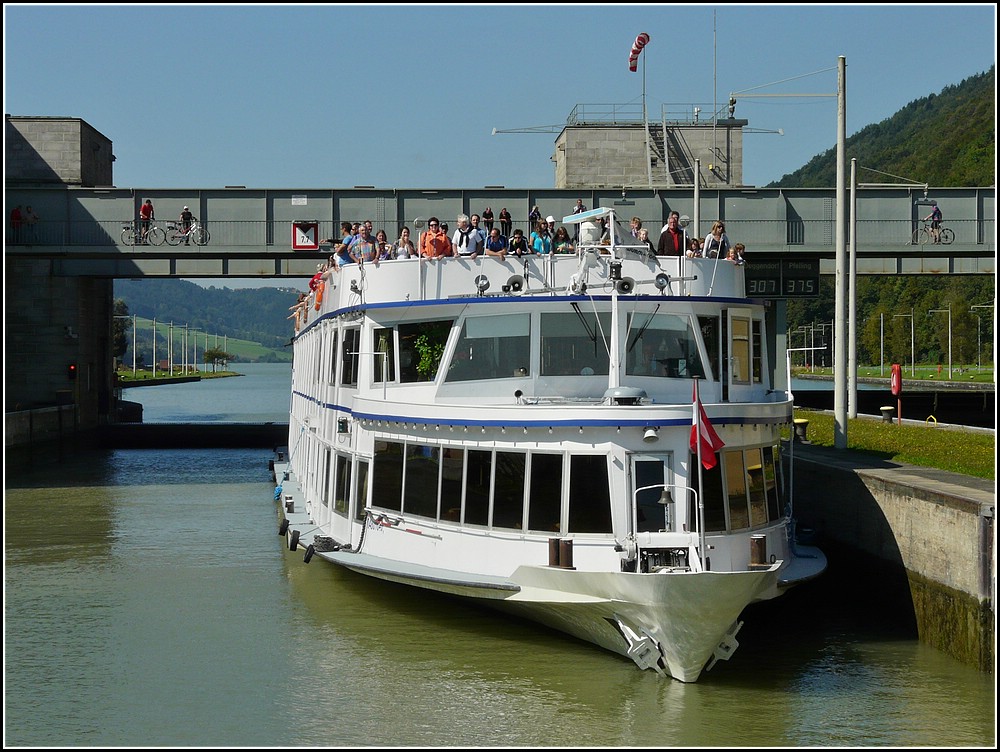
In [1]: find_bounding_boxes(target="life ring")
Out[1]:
[303,544,315,564]
[314,281,325,310]
[289,529,300,551]
[278,518,289,536]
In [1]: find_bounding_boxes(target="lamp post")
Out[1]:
[928,305,952,381]
[970,302,995,373]
[893,308,915,378]
[151,317,157,377]
[189,327,202,373]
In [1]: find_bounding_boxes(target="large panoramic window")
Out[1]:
[528,453,563,532]
[625,311,706,378]
[568,455,612,533]
[492,452,526,529]
[464,449,492,526]
[403,444,439,519]
[445,314,531,382]
[371,440,403,512]
[398,320,454,383]
[540,310,611,376]
[334,453,351,517]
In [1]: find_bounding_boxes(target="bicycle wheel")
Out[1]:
[192,227,210,246]
[147,226,166,245]
[939,228,955,244]
[911,227,928,246]
[121,227,137,245]
[165,228,183,246]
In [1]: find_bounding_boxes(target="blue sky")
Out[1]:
[5,4,996,191]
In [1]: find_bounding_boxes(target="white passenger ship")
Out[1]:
[273,207,826,682]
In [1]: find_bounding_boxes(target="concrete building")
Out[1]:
[5,115,115,187]
[547,103,747,189]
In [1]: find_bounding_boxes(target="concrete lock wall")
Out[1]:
[791,452,995,672]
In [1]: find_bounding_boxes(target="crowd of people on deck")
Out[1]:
[314,203,746,268]
[289,203,747,330]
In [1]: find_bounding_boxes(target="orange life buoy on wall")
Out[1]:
[314,280,325,310]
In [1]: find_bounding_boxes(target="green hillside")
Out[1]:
[114,279,299,362]
[769,67,995,188]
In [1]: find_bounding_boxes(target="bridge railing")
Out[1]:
[5,218,994,253]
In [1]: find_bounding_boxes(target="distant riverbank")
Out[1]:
[117,371,242,388]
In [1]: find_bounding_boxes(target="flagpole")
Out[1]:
[693,378,706,570]
[643,52,652,188]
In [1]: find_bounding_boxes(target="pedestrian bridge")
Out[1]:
[6,185,994,279]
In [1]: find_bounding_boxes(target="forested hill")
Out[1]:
[115,278,299,351]
[768,67,995,188]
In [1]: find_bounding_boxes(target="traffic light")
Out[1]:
[67,363,77,381]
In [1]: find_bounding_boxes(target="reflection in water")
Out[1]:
[4,378,995,746]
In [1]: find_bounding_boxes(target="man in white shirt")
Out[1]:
[453,214,483,258]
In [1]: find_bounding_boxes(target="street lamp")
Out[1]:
[971,302,995,373]
[928,305,952,381]
[893,308,915,378]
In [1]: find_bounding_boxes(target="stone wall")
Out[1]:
[790,449,995,672]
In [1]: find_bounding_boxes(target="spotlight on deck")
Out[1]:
[475,274,490,294]
[654,273,670,291]
[643,426,660,443]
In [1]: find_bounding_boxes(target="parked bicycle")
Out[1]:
[165,218,210,246]
[121,220,166,245]
[911,222,954,245]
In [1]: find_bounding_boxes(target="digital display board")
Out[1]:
[745,259,820,298]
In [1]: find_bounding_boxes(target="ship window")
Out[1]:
[398,320,454,383]
[464,450,492,526]
[492,452,526,529]
[634,457,668,533]
[730,317,750,384]
[355,459,369,521]
[321,448,332,507]
[692,460,726,532]
[540,311,611,376]
[328,331,338,386]
[439,448,464,522]
[568,455,612,533]
[341,328,361,386]
[403,444,439,519]
[445,314,531,382]
[373,327,395,383]
[334,452,351,517]
[626,312,706,379]
[764,444,782,521]
[746,447,768,527]
[723,449,750,530]
[752,319,763,384]
[698,316,720,381]
[528,453,563,532]
[371,440,404,512]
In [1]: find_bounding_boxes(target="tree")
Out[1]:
[112,298,130,364]
[202,347,232,372]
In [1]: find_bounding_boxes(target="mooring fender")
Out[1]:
[279,518,289,536]
[304,544,315,564]
[289,529,300,551]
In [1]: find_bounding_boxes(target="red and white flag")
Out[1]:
[628,32,650,72]
[690,382,725,469]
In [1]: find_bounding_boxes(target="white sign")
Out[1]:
[292,221,319,250]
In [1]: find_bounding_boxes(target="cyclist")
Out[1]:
[180,206,194,245]
[139,199,155,243]
[923,201,943,244]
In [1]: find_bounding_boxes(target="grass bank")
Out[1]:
[789,409,995,480]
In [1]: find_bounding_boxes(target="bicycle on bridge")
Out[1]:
[121,220,166,246]
[163,218,210,246]
[911,222,954,246]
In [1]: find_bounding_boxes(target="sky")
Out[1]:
[4,3,996,191]
[4,4,996,289]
